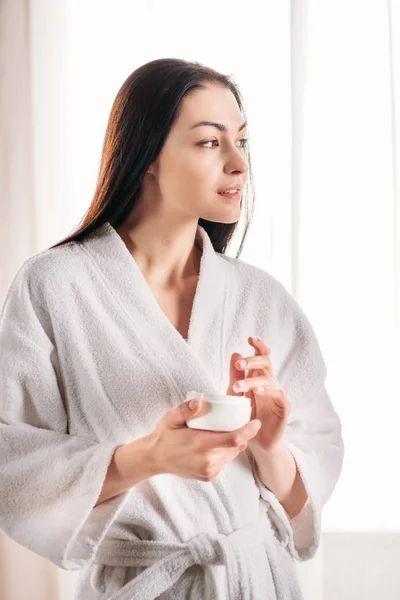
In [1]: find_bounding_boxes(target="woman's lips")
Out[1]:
[217,191,241,200]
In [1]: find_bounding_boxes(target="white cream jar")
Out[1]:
[184,390,252,432]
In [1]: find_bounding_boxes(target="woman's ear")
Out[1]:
[146,156,159,177]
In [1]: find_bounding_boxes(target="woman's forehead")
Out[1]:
[177,87,245,133]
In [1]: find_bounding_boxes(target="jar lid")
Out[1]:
[185,390,251,407]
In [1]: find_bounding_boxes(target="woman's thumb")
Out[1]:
[168,398,202,428]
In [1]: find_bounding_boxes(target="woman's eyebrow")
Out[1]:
[189,120,247,132]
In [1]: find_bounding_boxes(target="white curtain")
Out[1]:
[1,1,399,599]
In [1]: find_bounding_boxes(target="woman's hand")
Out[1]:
[149,398,261,481]
[226,336,291,452]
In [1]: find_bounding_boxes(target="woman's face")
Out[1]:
[146,83,249,225]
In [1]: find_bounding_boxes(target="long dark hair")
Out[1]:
[49,58,255,257]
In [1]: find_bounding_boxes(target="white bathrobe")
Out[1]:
[0,222,344,600]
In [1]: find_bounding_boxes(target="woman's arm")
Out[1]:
[248,441,308,519]
[95,434,160,506]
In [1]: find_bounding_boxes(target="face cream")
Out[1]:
[184,390,252,432]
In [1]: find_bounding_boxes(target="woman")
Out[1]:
[0,58,344,599]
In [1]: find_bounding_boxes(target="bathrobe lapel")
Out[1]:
[81,221,229,400]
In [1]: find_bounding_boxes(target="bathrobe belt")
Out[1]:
[92,516,274,600]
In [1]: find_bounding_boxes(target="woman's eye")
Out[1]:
[199,139,248,149]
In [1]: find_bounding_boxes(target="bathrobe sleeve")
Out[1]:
[248,279,344,562]
[0,264,132,570]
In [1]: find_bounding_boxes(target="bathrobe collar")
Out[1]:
[79,221,229,395]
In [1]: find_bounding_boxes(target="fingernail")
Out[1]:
[233,384,248,392]
[189,400,197,410]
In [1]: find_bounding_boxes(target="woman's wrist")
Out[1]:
[95,434,161,506]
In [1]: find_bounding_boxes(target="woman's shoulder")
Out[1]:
[219,253,317,333]
[2,240,83,308]
[218,252,289,299]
